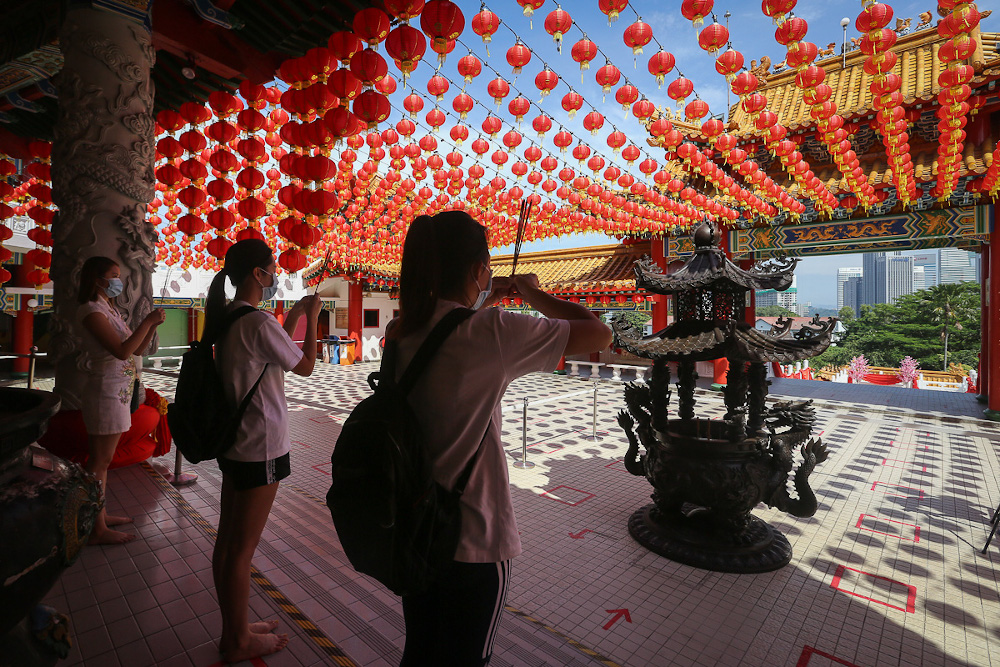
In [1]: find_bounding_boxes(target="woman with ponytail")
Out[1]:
[205,239,321,662]
[389,211,612,666]
[76,255,165,544]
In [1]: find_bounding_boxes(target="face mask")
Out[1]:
[104,277,123,298]
[257,270,278,301]
[472,267,492,310]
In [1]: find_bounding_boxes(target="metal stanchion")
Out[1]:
[582,381,603,442]
[512,397,534,469]
[27,346,38,390]
[161,449,198,486]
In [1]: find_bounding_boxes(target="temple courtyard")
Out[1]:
[31,363,1000,667]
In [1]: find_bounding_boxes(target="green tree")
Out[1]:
[838,306,855,324]
[756,305,797,317]
[919,282,980,370]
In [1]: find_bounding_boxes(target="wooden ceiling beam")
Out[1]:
[151,0,282,84]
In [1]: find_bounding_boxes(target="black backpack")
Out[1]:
[326,308,487,596]
[167,306,268,464]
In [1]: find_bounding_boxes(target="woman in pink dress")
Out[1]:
[76,256,165,544]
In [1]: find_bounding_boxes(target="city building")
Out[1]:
[939,247,980,285]
[886,254,915,304]
[913,266,926,291]
[909,251,939,289]
[844,276,863,316]
[756,276,797,311]
[836,267,862,310]
[861,251,914,306]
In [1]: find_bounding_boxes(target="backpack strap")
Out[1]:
[216,304,268,417]
[394,308,475,396]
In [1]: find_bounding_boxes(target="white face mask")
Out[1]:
[257,269,278,301]
[472,266,492,310]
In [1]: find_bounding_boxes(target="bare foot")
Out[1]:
[106,515,134,527]
[222,632,289,663]
[249,620,279,634]
[88,528,136,545]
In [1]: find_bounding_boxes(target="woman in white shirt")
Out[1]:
[76,256,165,545]
[389,211,612,666]
[202,238,320,663]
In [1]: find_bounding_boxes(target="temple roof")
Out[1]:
[727,25,1000,135]
[492,241,651,294]
[611,317,836,363]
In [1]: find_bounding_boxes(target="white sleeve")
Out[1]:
[249,314,305,371]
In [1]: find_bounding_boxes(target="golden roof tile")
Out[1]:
[727,28,1000,134]
[492,241,651,293]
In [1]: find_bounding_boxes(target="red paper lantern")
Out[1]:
[595,63,621,94]
[544,7,572,51]
[667,76,694,102]
[624,19,653,55]
[561,91,583,117]
[353,8,391,47]
[487,78,510,104]
[775,17,808,46]
[452,92,474,119]
[506,40,532,74]
[327,32,364,61]
[471,8,500,45]
[457,53,482,83]
[715,48,743,76]
[571,38,598,73]
[532,114,553,136]
[508,96,530,122]
[647,51,676,88]
[427,73,450,100]
[420,0,465,50]
[583,111,605,134]
[481,115,502,137]
[680,0,713,26]
[350,48,387,85]
[599,0,628,24]
[385,25,426,75]
[534,67,559,98]
[516,0,545,18]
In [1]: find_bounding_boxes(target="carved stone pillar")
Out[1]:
[49,4,156,408]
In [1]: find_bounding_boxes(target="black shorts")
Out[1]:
[218,453,290,491]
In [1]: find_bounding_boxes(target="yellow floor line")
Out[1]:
[284,481,620,666]
[140,462,358,667]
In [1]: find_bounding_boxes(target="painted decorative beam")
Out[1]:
[665,206,992,261]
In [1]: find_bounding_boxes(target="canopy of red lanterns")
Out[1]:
[1,0,995,286]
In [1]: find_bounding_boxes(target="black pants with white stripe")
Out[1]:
[400,560,511,667]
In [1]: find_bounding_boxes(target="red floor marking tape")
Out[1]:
[855,514,921,542]
[881,458,927,472]
[795,645,860,667]
[830,564,916,613]
[540,485,596,506]
[871,481,924,498]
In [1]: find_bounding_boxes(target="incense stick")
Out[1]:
[313,246,334,296]
[510,198,532,277]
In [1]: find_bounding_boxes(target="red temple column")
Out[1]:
[650,237,669,332]
[980,242,990,402]
[11,259,35,374]
[348,280,363,363]
[987,206,1000,419]
[12,303,34,375]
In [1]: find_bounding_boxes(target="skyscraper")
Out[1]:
[862,251,914,305]
[837,267,862,310]
[844,276,863,316]
[886,254,914,304]
[909,251,939,289]
[939,247,979,285]
[862,252,889,306]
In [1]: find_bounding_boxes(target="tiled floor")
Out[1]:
[31,363,1000,666]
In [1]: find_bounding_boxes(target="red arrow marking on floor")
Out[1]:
[603,608,631,630]
[569,529,592,539]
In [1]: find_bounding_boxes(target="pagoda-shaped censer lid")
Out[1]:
[634,222,798,295]
[612,222,838,363]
